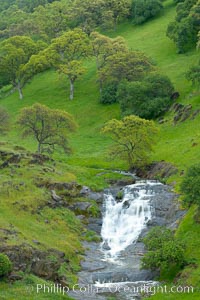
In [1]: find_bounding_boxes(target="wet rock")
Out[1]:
[102,241,111,251]
[87,218,102,234]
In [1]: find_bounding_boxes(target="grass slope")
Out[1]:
[0,0,200,299]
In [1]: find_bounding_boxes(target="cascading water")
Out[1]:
[101,181,162,260]
[67,179,180,300]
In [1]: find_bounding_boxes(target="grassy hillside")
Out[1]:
[0,0,200,299]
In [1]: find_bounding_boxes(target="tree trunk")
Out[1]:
[99,79,103,94]
[17,85,23,100]
[69,79,74,100]
[37,143,41,153]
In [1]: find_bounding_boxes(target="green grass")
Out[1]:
[0,1,200,299]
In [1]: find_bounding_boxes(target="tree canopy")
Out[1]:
[167,0,200,53]
[17,103,77,153]
[49,28,91,100]
[0,36,48,99]
[101,115,158,169]
[131,0,163,25]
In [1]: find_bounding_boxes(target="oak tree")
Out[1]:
[49,28,91,100]
[101,115,158,169]
[99,51,153,85]
[0,36,48,99]
[18,103,77,154]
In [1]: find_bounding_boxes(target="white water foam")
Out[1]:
[101,180,162,260]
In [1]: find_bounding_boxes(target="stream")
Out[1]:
[68,179,184,300]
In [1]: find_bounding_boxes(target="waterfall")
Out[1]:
[101,180,162,260]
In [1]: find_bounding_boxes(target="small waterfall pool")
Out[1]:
[101,180,162,261]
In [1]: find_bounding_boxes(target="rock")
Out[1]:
[29,153,52,165]
[8,273,23,281]
[31,259,59,280]
[173,103,193,124]
[0,161,9,169]
[135,161,178,179]
[170,91,180,100]
[0,244,69,282]
[72,202,92,212]
[76,215,85,221]
[48,249,66,259]
[80,186,91,195]
[191,109,200,120]
[88,192,103,203]
[51,190,62,201]
[102,241,111,251]
[32,240,41,245]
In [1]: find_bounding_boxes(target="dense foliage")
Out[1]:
[0,36,48,99]
[0,254,12,277]
[186,62,200,86]
[131,0,163,24]
[142,227,185,271]
[118,73,174,119]
[167,0,200,53]
[180,164,200,207]
[18,103,77,153]
[100,82,118,104]
[101,115,158,168]
[0,107,9,134]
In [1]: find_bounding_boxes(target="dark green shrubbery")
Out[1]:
[0,253,12,277]
[142,227,185,272]
[117,73,174,119]
[131,0,163,25]
[100,82,118,104]
[180,164,200,207]
[166,0,199,53]
[186,63,200,87]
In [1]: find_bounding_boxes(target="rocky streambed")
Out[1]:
[68,179,186,300]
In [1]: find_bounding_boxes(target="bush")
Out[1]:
[0,106,9,134]
[100,82,118,104]
[0,253,12,277]
[180,164,200,207]
[118,73,174,119]
[142,227,185,272]
[166,0,199,53]
[131,0,163,25]
[186,64,200,86]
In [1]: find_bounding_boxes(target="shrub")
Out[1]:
[180,164,200,207]
[142,227,185,272]
[0,107,10,134]
[186,64,200,86]
[118,73,174,119]
[131,0,163,25]
[100,82,118,104]
[166,0,199,53]
[0,253,12,277]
